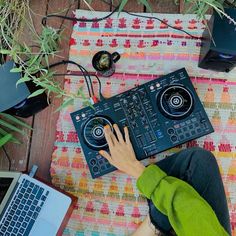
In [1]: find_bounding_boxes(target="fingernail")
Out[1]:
[104,125,109,129]
[99,150,103,154]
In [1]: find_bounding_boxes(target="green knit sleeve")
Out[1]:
[137,164,229,236]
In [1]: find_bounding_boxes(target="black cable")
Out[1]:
[53,72,104,101]
[42,1,199,40]
[109,0,112,11]
[58,1,75,32]
[77,63,95,96]
[48,60,94,97]
[42,4,120,26]
[102,0,200,39]
[125,11,199,40]
[2,146,11,171]
[93,74,104,100]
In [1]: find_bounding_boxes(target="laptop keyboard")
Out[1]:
[0,178,49,236]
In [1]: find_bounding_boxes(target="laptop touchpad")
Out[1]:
[29,218,56,236]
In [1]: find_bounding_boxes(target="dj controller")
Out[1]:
[71,68,214,178]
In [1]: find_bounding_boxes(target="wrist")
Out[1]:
[131,161,145,179]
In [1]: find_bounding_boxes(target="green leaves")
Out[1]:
[117,0,152,14]
[0,113,31,147]
[10,67,22,73]
[0,49,11,54]
[38,26,60,55]
[84,0,226,21]
[0,113,32,130]
[16,76,31,86]
[55,98,74,112]
[0,119,26,135]
[28,89,46,98]
[183,0,225,20]
[0,134,13,147]
[138,0,152,13]
[118,0,128,15]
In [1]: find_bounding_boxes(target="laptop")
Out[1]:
[0,171,73,236]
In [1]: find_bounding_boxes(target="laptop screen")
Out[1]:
[0,172,21,215]
[0,178,14,204]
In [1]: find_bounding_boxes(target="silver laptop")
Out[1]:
[0,171,72,236]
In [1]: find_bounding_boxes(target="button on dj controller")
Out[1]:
[71,68,214,178]
[167,128,175,135]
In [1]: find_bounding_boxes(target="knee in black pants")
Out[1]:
[177,147,219,180]
[178,147,217,166]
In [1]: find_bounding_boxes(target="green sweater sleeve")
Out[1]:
[137,164,229,236]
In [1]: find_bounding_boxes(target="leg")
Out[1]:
[148,147,231,235]
[131,215,160,236]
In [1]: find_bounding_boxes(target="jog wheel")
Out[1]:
[157,85,194,119]
[83,116,113,150]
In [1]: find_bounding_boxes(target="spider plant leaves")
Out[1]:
[138,0,152,13]
[0,113,32,130]
[37,26,60,54]
[0,49,11,54]
[77,87,87,99]
[0,134,13,147]
[0,118,25,135]
[0,113,31,146]
[55,98,74,112]
[0,128,21,144]
[118,0,128,15]
[27,89,46,98]
[15,75,31,86]
[10,66,22,73]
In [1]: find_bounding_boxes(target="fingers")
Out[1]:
[113,124,124,143]
[104,125,115,147]
[99,150,113,163]
[104,124,129,147]
[124,126,131,144]
[104,124,119,146]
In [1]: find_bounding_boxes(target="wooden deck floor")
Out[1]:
[0,0,183,182]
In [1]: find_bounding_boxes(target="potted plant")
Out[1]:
[0,0,89,114]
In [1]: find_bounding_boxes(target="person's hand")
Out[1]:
[99,124,145,179]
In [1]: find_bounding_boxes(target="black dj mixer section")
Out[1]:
[71,68,214,178]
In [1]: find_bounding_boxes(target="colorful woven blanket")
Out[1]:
[50,11,236,236]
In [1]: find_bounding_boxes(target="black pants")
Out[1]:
[148,147,231,235]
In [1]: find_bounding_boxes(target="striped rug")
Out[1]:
[50,11,236,235]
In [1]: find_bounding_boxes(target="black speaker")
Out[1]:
[0,61,48,118]
[198,8,236,73]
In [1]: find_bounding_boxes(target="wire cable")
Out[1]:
[103,0,200,39]
[2,146,11,171]
[124,11,200,39]
[42,4,120,26]
[41,2,199,39]
[93,74,104,100]
[48,60,94,97]
[53,71,104,101]
[76,63,95,96]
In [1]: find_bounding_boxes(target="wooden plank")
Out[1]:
[178,1,194,14]
[179,0,185,14]
[0,0,44,172]
[113,0,144,12]
[149,0,179,13]
[28,0,78,181]
[79,0,110,11]
[178,1,212,15]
